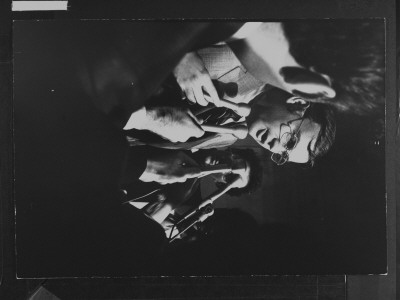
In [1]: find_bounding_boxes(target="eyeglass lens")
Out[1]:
[271,151,289,165]
[272,117,304,165]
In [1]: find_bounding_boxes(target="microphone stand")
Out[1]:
[169,204,214,243]
[169,175,241,242]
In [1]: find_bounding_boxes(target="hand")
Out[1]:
[173,52,221,107]
[143,176,200,225]
[139,151,201,185]
[143,106,204,143]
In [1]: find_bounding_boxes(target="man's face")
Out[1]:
[247,89,321,164]
[202,150,250,189]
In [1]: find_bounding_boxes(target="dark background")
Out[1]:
[1,0,397,299]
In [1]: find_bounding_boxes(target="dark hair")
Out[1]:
[302,103,336,165]
[282,20,385,115]
[216,148,263,197]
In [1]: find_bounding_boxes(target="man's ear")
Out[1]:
[286,96,310,116]
[286,96,308,105]
[280,66,336,99]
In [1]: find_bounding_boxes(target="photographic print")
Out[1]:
[13,20,386,278]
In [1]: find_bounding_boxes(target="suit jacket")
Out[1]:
[197,44,264,104]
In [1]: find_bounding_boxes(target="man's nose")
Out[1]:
[268,138,286,153]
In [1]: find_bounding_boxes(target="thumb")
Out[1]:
[204,80,221,107]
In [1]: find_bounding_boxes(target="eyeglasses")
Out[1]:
[271,117,305,165]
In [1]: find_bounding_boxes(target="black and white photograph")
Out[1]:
[12,19,387,280]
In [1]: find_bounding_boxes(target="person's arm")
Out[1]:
[172,23,262,108]
[173,52,222,107]
[123,106,205,143]
[121,148,202,186]
[139,151,201,184]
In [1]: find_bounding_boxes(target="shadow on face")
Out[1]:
[195,149,251,190]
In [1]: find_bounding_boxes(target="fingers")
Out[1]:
[174,51,218,107]
[203,79,221,107]
[204,156,212,165]
[179,75,219,107]
[193,86,208,106]
[184,89,196,105]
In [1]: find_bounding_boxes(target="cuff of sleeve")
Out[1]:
[123,106,147,130]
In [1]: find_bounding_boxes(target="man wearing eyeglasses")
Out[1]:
[247,86,336,166]
[124,45,336,168]
[124,19,387,167]
[124,82,335,170]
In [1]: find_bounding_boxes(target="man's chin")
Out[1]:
[253,137,268,150]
